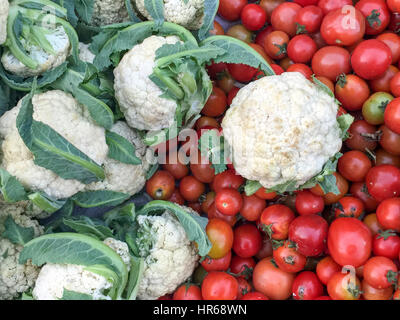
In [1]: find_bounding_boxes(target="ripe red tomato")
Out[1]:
[162,151,189,180]
[255,187,277,200]
[236,277,252,300]
[212,169,244,193]
[320,7,365,47]
[190,153,215,183]
[227,86,240,105]
[286,63,313,79]
[369,65,399,94]
[345,120,378,151]
[201,85,227,117]
[362,279,394,300]
[292,271,324,300]
[328,217,372,267]
[373,230,400,259]
[146,170,175,200]
[241,4,267,31]
[270,2,302,37]
[363,213,384,236]
[365,165,400,202]
[384,98,400,134]
[316,256,342,285]
[311,46,351,81]
[179,175,205,202]
[351,40,392,80]
[333,196,365,219]
[288,214,328,257]
[255,26,274,48]
[295,190,324,216]
[201,271,238,300]
[376,33,400,64]
[327,271,362,300]
[206,218,234,259]
[378,125,400,156]
[215,188,243,216]
[264,30,290,60]
[240,292,269,300]
[338,150,372,182]
[173,284,202,300]
[167,188,185,205]
[388,0,400,13]
[240,194,266,222]
[293,0,318,5]
[273,240,307,273]
[200,251,232,272]
[335,74,370,111]
[287,35,317,64]
[390,72,400,97]
[376,197,400,232]
[363,256,398,289]
[232,224,263,258]
[355,0,391,35]
[259,204,296,240]
[252,257,295,300]
[218,0,247,21]
[230,255,256,278]
[227,63,258,83]
[207,202,237,227]
[318,0,353,15]
[294,5,323,34]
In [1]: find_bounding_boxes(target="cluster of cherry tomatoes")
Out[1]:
[146,0,400,300]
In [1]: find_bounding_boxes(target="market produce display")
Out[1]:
[1,0,400,301]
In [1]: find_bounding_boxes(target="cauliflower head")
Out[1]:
[0,90,108,199]
[91,0,130,27]
[32,238,131,300]
[1,26,70,77]
[114,35,181,131]
[0,0,8,45]
[222,72,342,190]
[78,42,95,64]
[135,0,204,30]
[0,197,48,219]
[136,209,199,300]
[86,121,153,196]
[0,207,43,300]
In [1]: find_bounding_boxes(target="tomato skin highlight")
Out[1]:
[232,224,263,258]
[201,271,238,300]
[376,197,400,232]
[365,165,400,202]
[292,271,324,300]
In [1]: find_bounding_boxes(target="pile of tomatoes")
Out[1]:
[147,0,400,300]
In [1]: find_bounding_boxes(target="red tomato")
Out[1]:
[362,279,394,300]
[218,0,247,21]
[256,236,273,260]
[286,63,313,79]
[212,169,244,193]
[232,224,262,258]
[316,256,342,285]
[327,271,362,300]
[206,218,234,259]
[318,0,353,15]
[240,292,269,300]
[363,256,398,289]
[376,197,400,232]
[384,98,400,134]
[255,26,274,48]
[201,86,227,117]
[146,170,175,200]
[363,213,384,236]
[201,251,232,272]
[351,40,392,80]
[293,0,318,5]
[377,33,400,64]
[292,271,324,300]
[227,63,258,83]
[179,175,205,202]
[320,7,365,47]
[190,153,215,183]
[240,194,266,222]
[294,5,323,34]
[379,124,400,156]
[201,271,238,300]
[287,35,317,64]
[295,190,324,215]
[366,165,400,202]
[311,46,351,81]
[241,4,267,31]
[255,187,277,200]
[188,202,204,215]
[338,150,372,182]
[288,215,328,257]
[162,151,189,180]
[271,2,302,37]
[215,188,243,216]
[270,64,284,75]
[388,0,400,13]
[345,120,378,151]
[369,65,399,94]
[236,277,252,300]
[173,284,202,300]
[252,257,295,300]
[373,230,400,259]
[390,72,400,97]
[227,86,240,105]
[230,255,256,278]
[259,204,296,240]
[167,188,185,205]
[207,202,237,227]
[355,0,390,35]
[335,74,370,111]
[273,240,307,273]
[264,30,290,60]
[328,217,372,267]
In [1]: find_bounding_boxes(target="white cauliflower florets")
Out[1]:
[0,0,8,45]
[78,42,95,64]
[0,207,43,300]
[136,209,199,300]
[86,121,153,196]
[0,197,48,219]
[32,238,131,300]
[1,26,70,77]
[0,90,108,199]
[114,35,181,131]
[222,72,342,190]
[135,0,204,30]
[91,0,130,27]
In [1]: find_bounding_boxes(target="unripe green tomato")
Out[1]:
[226,24,253,43]
[362,92,394,125]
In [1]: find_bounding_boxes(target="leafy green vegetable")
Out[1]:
[28,192,66,213]
[196,0,219,41]
[200,35,275,77]
[144,0,164,27]
[312,74,342,106]
[125,0,142,23]
[2,215,35,245]
[146,163,159,180]
[71,190,131,208]
[106,131,142,165]
[137,200,211,257]
[62,216,114,240]
[19,232,129,300]
[244,180,262,196]
[60,289,93,300]
[16,88,105,184]
[124,256,144,300]
[198,129,229,174]
[42,199,74,233]
[0,168,28,202]
[337,114,355,140]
